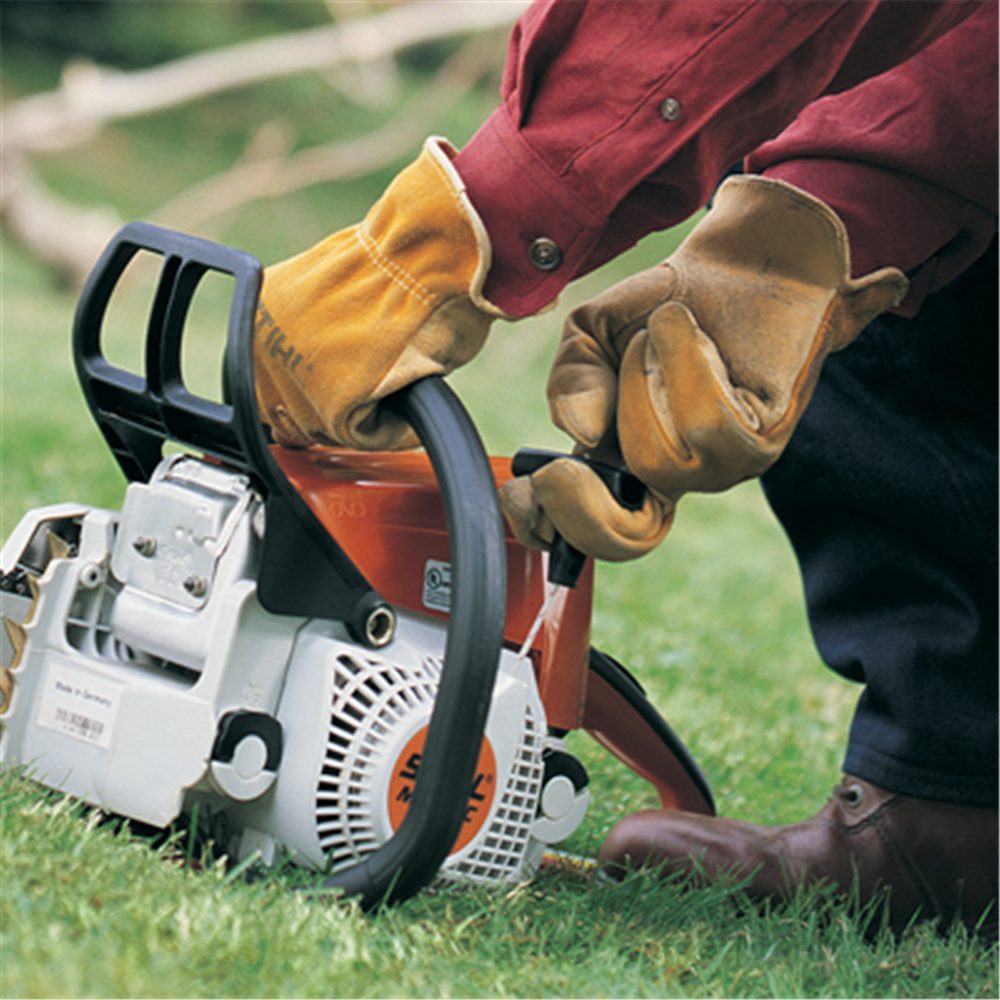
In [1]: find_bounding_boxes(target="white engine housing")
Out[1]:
[224,614,562,884]
[0,455,588,887]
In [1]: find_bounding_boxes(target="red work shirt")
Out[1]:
[453,0,997,318]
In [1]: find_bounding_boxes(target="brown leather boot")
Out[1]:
[599,775,998,939]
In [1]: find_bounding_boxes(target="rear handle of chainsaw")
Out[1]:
[73,223,507,908]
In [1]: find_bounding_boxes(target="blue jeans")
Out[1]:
[761,241,998,806]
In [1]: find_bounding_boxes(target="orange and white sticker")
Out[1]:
[387,726,497,855]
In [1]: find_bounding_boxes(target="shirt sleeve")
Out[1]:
[747,1,997,316]
[453,0,985,317]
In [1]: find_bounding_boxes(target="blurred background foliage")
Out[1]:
[1,0,517,271]
[2,0,331,75]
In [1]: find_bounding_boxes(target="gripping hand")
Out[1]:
[548,176,908,499]
[504,176,907,561]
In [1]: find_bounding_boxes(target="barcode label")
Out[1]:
[37,663,122,750]
[53,708,105,740]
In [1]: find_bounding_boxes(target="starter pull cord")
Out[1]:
[510,448,645,670]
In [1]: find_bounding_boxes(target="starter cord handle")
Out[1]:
[510,448,647,588]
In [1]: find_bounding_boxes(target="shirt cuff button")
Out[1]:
[659,97,682,122]
[529,237,562,271]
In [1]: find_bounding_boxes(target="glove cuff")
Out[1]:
[359,136,509,320]
[674,175,908,351]
[422,137,508,318]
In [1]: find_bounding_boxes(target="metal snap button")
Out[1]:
[529,237,562,271]
[659,97,682,122]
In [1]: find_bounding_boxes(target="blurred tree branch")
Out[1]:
[152,33,499,237]
[322,0,403,109]
[1,0,526,284]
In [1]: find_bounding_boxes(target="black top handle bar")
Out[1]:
[72,222,507,909]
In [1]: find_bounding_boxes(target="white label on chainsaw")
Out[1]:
[422,559,451,612]
[36,664,123,750]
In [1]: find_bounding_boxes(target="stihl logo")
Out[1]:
[257,305,304,377]
[387,727,497,854]
[393,752,492,821]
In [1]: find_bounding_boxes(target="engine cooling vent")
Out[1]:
[439,706,543,886]
[313,645,545,885]
[315,649,438,872]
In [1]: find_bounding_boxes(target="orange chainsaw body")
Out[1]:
[274,447,594,734]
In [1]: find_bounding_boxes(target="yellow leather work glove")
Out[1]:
[501,176,908,561]
[254,137,506,451]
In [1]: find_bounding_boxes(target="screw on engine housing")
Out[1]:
[132,535,157,558]
[183,575,208,598]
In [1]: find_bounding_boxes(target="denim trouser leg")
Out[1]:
[761,242,998,806]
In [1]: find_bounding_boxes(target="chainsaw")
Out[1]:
[0,224,713,908]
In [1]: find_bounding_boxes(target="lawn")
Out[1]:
[1,6,996,997]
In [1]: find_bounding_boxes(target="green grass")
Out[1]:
[2,769,995,999]
[2,13,997,997]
